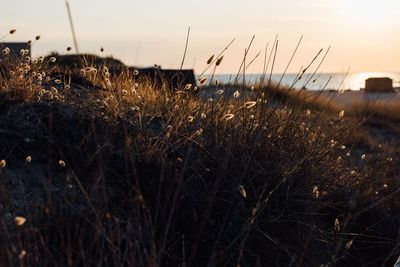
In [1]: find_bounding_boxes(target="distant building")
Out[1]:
[132,67,196,90]
[365,77,394,93]
[49,54,196,90]
[0,42,31,62]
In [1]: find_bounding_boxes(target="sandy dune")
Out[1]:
[313,90,400,108]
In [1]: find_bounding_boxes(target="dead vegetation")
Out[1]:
[0,44,399,267]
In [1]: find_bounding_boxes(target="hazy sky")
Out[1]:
[1,0,399,73]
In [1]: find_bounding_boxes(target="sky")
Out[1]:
[1,0,399,74]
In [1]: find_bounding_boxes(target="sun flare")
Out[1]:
[337,0,399,24]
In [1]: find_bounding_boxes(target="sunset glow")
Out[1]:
[1,0,399,73]
[337,0,399,23]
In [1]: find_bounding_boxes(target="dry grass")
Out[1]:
[0,45,399,266]
[349,101,400,122]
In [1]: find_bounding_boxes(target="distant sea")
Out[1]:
[210,72,400,91]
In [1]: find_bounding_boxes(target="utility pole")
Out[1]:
[65,0,79,54]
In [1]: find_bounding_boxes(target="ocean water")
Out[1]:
[210,72,400,91]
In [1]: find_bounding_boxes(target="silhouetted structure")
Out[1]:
[132,67,196,90]
[50,54,196,90]
[365,77,394,93]
[0,42,31,62]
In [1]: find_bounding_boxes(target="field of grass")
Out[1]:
[0,44,399,266]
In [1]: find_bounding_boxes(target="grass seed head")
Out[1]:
[223,113,235,121]
[187,116,194,123]
[18,250,27,260]
[0,160,6,168]
[238,185,247,198]
[2,47,10,55]
[338,110,345,119]
[215,56,224,66]
[206,55,214,64]
[199,77,208,85]
[15,216,26,226]
[334,218,340,232]
[345,240,353,250]
[312,186,320,198]
[244,101,257,109]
